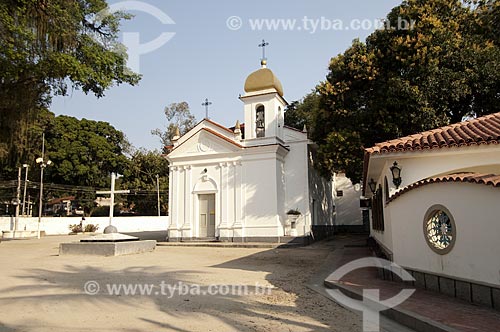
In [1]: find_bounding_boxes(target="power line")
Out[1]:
[0,180,167,195]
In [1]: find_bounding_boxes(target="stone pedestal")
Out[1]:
[59,240,156,256]
[59,230,156,256]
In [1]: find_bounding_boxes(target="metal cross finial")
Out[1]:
[258,39,269,61]
[202,98,212,119]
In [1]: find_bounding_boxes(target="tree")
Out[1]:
[151,102,197,153]
[44,113,131,214]
[284,92,320,132]
[0,0,141,175]
[0,109,131,216]
[314,0,500,183]
[121,149,169,215]
[45,115,130,188]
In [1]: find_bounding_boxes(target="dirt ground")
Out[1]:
[0,235,363,332]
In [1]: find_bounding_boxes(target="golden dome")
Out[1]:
[244,65,284,97]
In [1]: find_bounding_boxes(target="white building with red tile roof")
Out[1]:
[165,61,335,243]
[363,113,500,299]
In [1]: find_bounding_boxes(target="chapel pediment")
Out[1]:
[167,128,242,158]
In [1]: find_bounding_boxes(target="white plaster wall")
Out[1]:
[168,143,289,238]
[284,141,309,219]
[387,182,500,286]
[242,157,281,236]
[171,162,241,238]
[0,216,169,235]
[308,167,335,227]
[370,145,500,195]
[370,208,394,255]
[282,140,335,235]
[283,141,311,236]
[276,159,286,233]
[369,146,500,256]
[334,174,363,226]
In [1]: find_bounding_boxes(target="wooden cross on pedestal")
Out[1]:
[96,173,130,226]
[202,98,212,119]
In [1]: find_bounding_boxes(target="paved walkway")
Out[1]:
[323,235,500,332]
[306,237,416,332]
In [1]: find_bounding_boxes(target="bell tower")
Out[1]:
[240,41,287,141]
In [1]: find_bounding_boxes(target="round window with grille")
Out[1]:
[423,205,456,255]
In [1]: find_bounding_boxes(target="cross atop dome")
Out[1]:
[258,39,269,67]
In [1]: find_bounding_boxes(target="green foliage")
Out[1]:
[284,92,320,132]
[0,0,140,98]
[69,223,98,233]
[151,102,197,152]
[121,149,169,215]
[1,107,170,216]
[0,0,141,176]
[91,206,110,217]
[84,224,99,233]
[0,108,134,215]
[43,113,131,213]
[0,104,168,216]
[313,0,500,183]
[69,224,82,233]
[45,114,130,188]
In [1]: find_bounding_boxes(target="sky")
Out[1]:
[51,0,403,151]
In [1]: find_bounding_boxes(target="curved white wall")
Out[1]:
[387,182,500,286]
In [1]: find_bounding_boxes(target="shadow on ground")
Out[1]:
[0,237,364,331]
[121,230,168,242]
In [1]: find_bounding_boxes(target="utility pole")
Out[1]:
[14,166,21,234]
[22,164,29,216]
[27,195,32,217]
[156,174,161,217]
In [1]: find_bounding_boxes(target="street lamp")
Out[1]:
[36,133,52,239]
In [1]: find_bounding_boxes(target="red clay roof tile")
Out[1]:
[366,113,500,155]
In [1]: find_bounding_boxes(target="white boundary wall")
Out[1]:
[0,216,169,235]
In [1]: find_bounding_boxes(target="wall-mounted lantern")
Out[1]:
[390,161,402,188]
[368,178,377,194]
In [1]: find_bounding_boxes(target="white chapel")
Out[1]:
[165,59,335,243]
